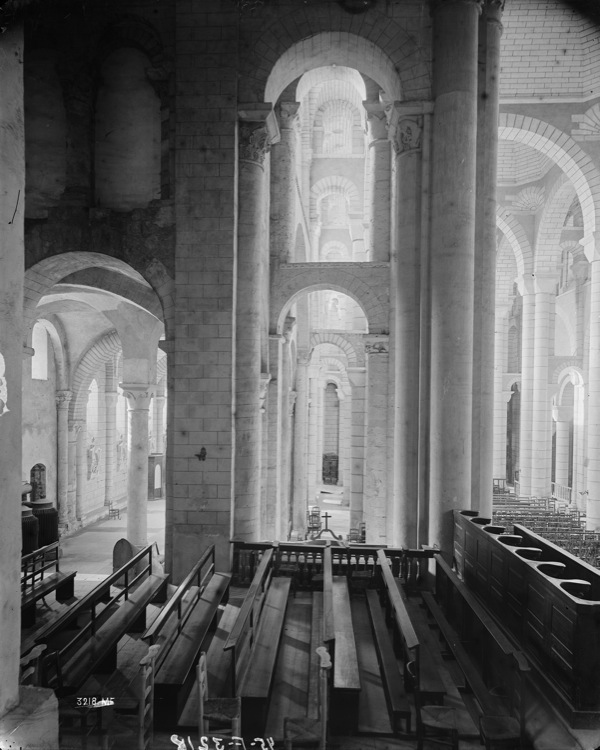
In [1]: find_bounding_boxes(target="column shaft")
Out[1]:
[472,0,503,515]
[234,118,271,539]
[122,385,153,548]
[585,255,600,526]
[104,391,117,507]
[292,357,310,536]
[348,368,366,528]
[75,424,86,522]
[56,391,72,525]
[429,0,481,554]
[518,281,535,496]
[270,103,299,265]
[390,109,424,547]
[365,103,391,262]
[493,310,509,479]
[364,338,389,544]
[554,419,571,489]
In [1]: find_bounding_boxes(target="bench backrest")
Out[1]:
[21,542,60,596]
[142,545,216,669]
[35,543,155,652]
[376,549,419,665]
[224,546,274,693]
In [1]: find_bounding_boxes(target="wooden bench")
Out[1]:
[224,546,291,737]
[21,542,77,628]
[35,544,168,696]
[143,545,231,726]
[365,589,411,733]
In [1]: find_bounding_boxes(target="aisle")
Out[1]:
[264,591,313,739]
[351,593,393,735]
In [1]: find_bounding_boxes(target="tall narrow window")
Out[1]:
[31,323,48,380]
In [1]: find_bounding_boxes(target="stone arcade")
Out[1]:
[1,0,600,746]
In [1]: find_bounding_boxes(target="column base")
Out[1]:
[0,686,59,750]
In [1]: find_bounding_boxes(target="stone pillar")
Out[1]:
[266,334,283,541]
[530,273,557,497]
[270,102,299,265]
[235,107,277,539]
[292,354,310,537]
[493,308,509,480]
[517,275,535,496]
[429,0,481,555]
[348,367,366,528]
[364,101,391,262]
[307,365,323,506]
[583,236,600,527]
[153,389,166,454]
[0,25,25,717]
[75,422,86,523]
[553,406,571,489]
[259,372,271,538]
[280,320,295,538]
[67,420,80,527]
[349,217,366,262]
[339,389,352,503]
[472,0,504,515]
[104,390,117,507]
[364,336,389,544]
[389,104,426,547]
[284,392,297,538]
[56,390,72,526]
[121,384,154,548]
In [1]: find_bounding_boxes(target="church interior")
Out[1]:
[3,0,600,747]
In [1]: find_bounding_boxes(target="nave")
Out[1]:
[19,499,600,750]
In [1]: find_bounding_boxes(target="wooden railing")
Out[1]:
[35,544,154,652]
[224,547,275,694]
[551,481,572,504]
[143,544,216,660]
[376,549,419,667]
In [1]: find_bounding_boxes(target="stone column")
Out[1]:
[292,354,310,537]
[429,0,481,555]
[280,321,295,538]
[553,406,571,489]
[56,390,72,526]
[493,308,509,480]
[307,365,323,506]
[153,389,166,454]
[472,0,504,514]
[104,390,117,507]
[266,335,283,541]
[235,108,277,539]
[284,392,297,538]
[121,384,154,548]
[363,335,389,544]
[339,389,352,503]
[583,236,600,527]
[0,25,25,715]
[349,217,366,262]
[517,275,535,496]
[75,422,86,523]
[270,102,299,265]
[348,367,366,528]
[364,101,391,262]
[389,104,426,547]
[530,273,557,497]
[259,372,271,538]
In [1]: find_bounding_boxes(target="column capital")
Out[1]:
[283,316,296,342]
[120,384,154,410]
[533,271,558,295]
[56,390,73,408]
[277,101,300,130]
[363,101,388,141]
[364,334,389,356]
[239,103,280,165]
[297,351,311,367]
[516,273,535,296]
[69,418,85,436]
[347,367,367,387]
[387,102,432,157]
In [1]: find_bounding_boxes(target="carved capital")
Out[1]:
[278,102,300,130]
[392,117,423,156]
[259,373,272,413]
[56,390,73,408]
[283,316,296,342]
[363,101,388,141]
[120,383,154,411]
[239,122,271,166]
[364,335,389,356]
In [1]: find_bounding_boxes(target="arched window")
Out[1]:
[31,323,48,380]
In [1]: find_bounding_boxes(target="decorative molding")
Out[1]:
[278,102,300,130]
[508,185,545,213]
[56,390,73,408]
[239,122,271,166]
[364,335,389,355]
[392,117,423,155]
[572,103,600,141]
[120,383,154,411]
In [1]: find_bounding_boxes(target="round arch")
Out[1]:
[496,206,533,277]
[498,115,600,250]
[535,173,578,272]
[271,263,389,335]
[24,252,173,340]
[70,330,121,421]
[310,331,363,368]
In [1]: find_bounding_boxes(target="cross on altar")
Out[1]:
[321,512,332,530]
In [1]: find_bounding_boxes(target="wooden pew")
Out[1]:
[365,589,411,733]
[330,576,360,735]
[376,549,446,705]
[142,545,231,726]
[224,546,291,737]
[21,542,77,627]
[424,553,530,743]
[35,544,168,696]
